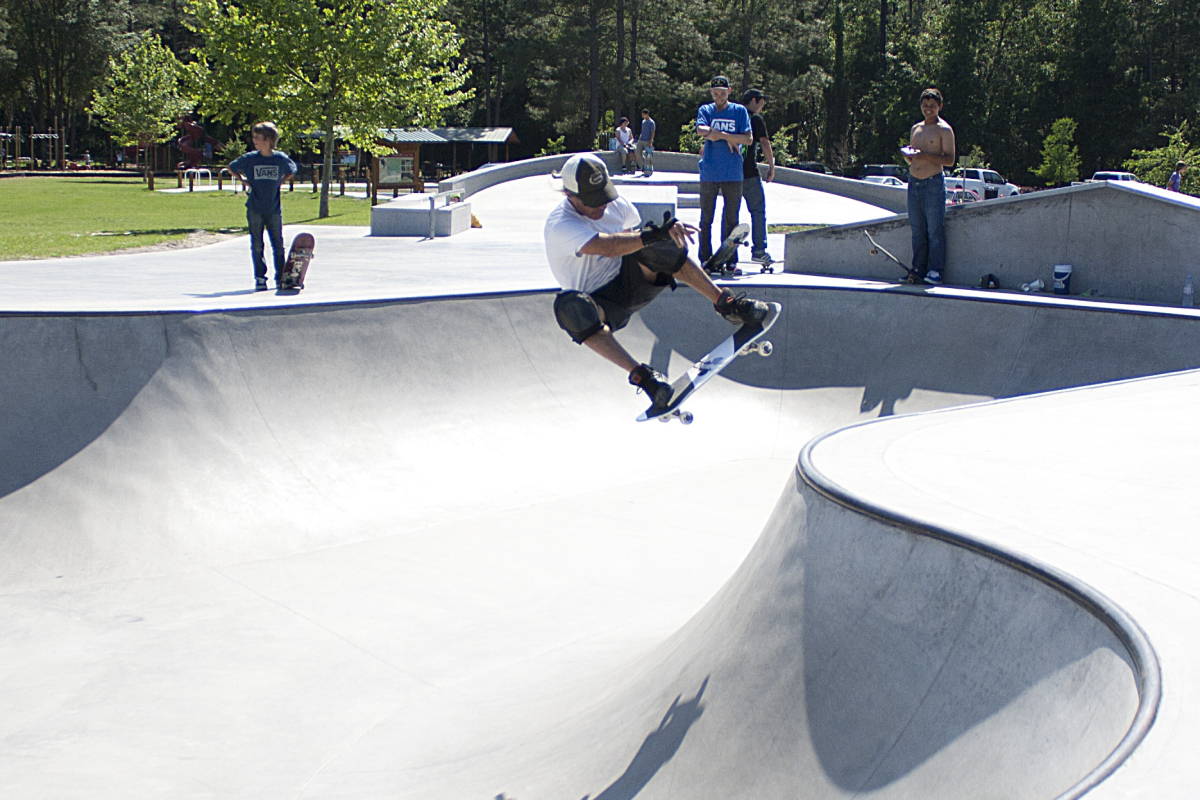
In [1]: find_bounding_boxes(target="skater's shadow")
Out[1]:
[185,289,261,298]
[581,677,708,800]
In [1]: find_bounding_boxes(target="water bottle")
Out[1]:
[1185,275,1195,308]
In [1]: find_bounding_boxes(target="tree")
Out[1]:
[89,32,192,171]
[1034,117,1080,186]
[2,0,123,154]
[1124,122,1200,194]
[187,0,471,218]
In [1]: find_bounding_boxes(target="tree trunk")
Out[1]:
[629,0,638,106]
[880,0,888,56]
[615,0,625,124]
[741,0,752,94]
[320,108,335,219]
[482,0,493,126]
[589,0,600,142]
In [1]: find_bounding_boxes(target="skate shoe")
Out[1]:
[923,270,943,285]
[715,289,769,326]
[255,277,268,291]
[629,364,673,408]
[751,251,774,266]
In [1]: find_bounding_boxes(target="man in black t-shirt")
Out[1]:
[741,89,776,266]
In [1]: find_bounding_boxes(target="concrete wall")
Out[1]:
[370,198,473,237]
[436,151,902,213]
[784,181,1200,306]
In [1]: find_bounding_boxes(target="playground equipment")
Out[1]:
[176,116,222,169]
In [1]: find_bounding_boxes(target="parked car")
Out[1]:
[860,163,909,182]
[946,188,980,205]
[1089,171,1140,182]
[795,161,834,174]
[946,167,1019,199]
[863,175,905,187]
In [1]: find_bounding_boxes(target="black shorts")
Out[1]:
[554,239,687,344]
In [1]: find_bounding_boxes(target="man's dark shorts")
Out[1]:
[554,239,687,344]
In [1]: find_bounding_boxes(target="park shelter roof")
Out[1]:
[376,128,449,143]
[431,127,519,144]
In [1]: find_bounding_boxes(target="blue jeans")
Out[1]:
[907,174,945,276]
[247,210,284,280]
[741,175,767,255]
[698,181,743,263]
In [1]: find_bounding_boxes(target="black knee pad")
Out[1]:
[554,291,604,344]
[636,237,688,275]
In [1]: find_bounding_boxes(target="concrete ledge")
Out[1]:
[785,181,1200,306]
[435,151,900,213]
[616,184,677,224]
[370,198,473,237]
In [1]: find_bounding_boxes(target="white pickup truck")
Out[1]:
[944,167,1020,199]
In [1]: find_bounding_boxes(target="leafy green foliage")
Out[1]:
[186,0,471,216]
[1124,123,1200,194]
[90,33,192,150]
[677,118,702,154]
[536,135,566,156]
[1034,118,1081,186]
[769,123,798,166]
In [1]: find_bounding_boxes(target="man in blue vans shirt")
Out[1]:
[696,76,753,268]
[229,122,299,291]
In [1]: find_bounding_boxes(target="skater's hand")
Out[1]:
[667,220,696,249]
[766,164,775,182]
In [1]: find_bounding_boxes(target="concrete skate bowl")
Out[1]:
[0,286,1189,799]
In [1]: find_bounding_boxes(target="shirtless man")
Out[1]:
[902,88,956,284]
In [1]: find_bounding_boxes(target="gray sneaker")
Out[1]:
[923,270,943,285]
[751,251,774,265]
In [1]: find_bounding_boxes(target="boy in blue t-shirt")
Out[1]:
[696,76,753,268]
[228,122,299,290]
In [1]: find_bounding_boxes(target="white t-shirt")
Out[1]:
[544,195,642,293]
[616,126,634,147]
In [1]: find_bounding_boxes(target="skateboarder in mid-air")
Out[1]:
[545,153,770,407]
[228,121,298,291]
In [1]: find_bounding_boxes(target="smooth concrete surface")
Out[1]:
[0,173,882,314]
[3,160,1199,799]
[805,368,1200,798]
[4,282,1200,798]
[785,181,1200,306]
[438,151,908,213]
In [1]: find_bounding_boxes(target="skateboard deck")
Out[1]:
[864,229,923,284]
[281,232,314,290]
[637,301,781,424]
[864,227,926,284]
[704,222,750,274]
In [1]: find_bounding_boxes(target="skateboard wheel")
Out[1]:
[758,341,773,357]
[679,411,694,424]
[658,416,671,424]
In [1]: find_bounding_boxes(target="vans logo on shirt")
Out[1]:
[711,119,738,133]
[253,165,281,181]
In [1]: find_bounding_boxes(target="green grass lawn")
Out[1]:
[0,177,373,260]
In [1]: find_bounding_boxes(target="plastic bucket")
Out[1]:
[1054,264,1073,295]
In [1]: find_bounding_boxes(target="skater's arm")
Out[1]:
[760,136,775,182]
[578,222,695,257]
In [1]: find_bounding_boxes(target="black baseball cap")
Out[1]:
[710,75,731,88]
[742,88,766,104]
[561,153,618,208]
